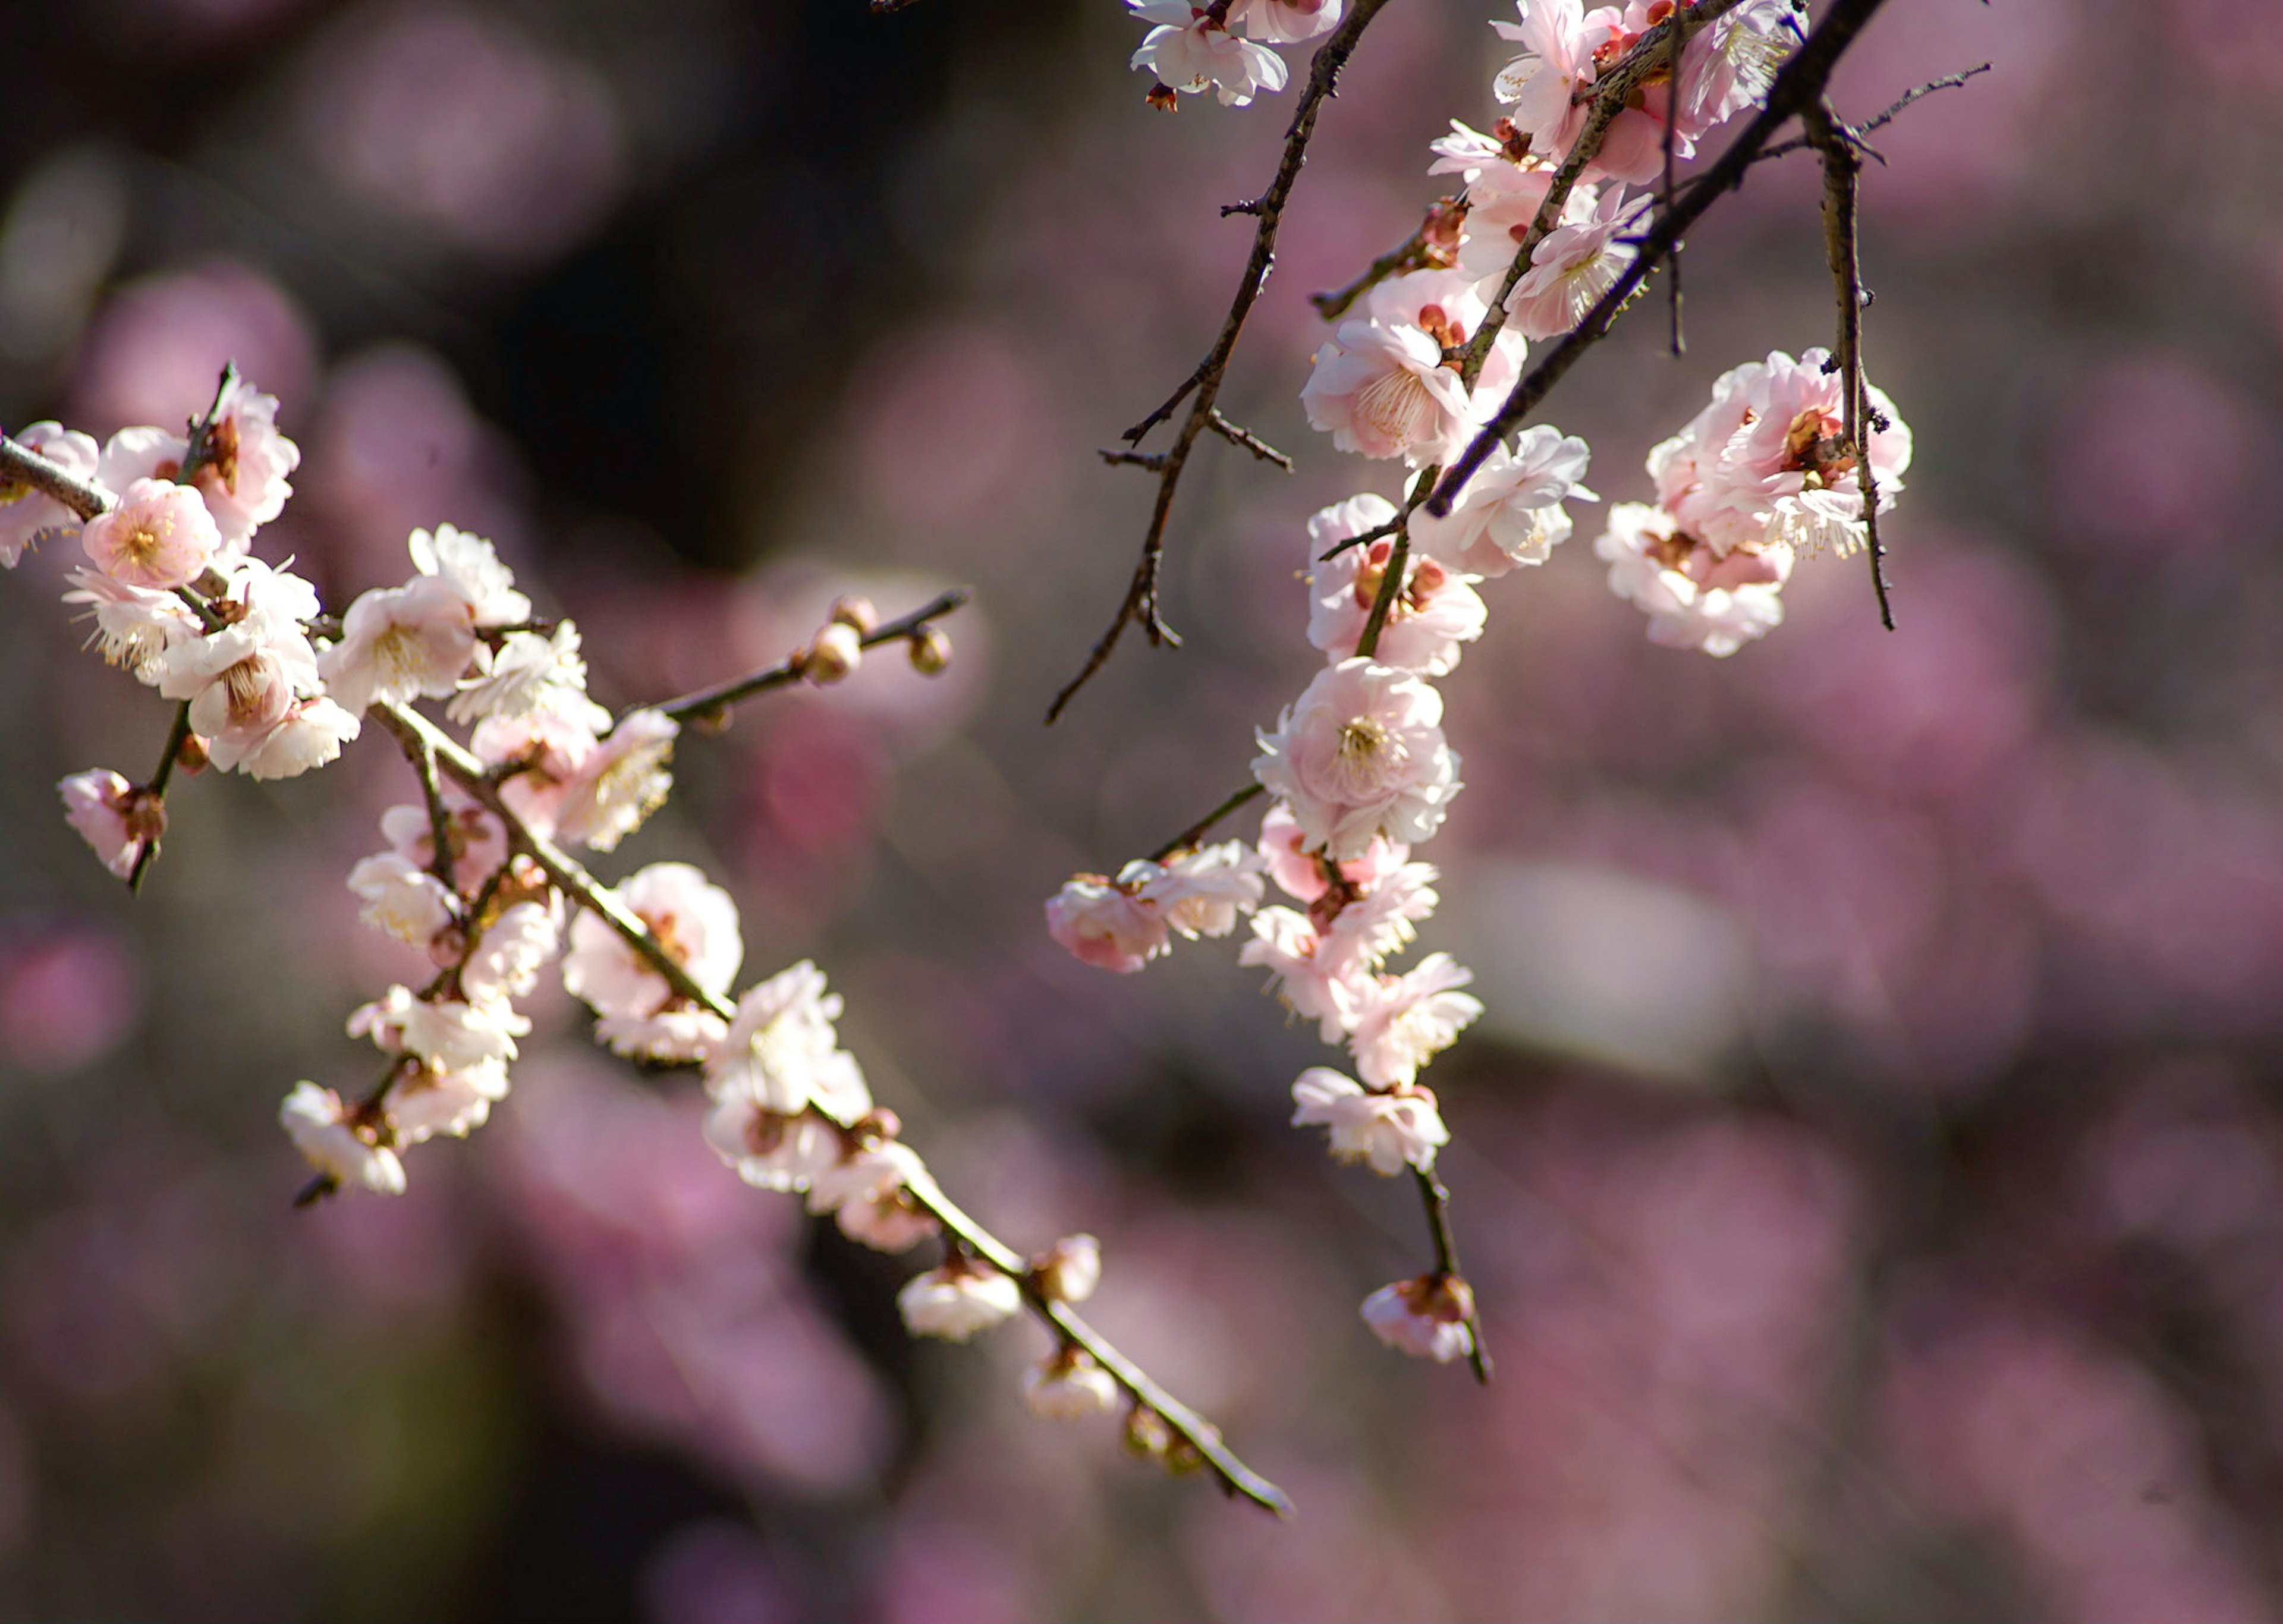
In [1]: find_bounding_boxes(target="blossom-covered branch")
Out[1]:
[1047,0,1397,723]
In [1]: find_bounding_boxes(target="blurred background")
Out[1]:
[0,0,2277,1617]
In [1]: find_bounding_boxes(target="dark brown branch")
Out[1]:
[1308,194,1464,320]
[1805,99,1894,629]
[1752,62,1991,165]
[177,361,239,491]
[1048,0,1400,725]
[0,433,112,521]
[1429,0,1894,517]
[126,703,195,894]
[1207,411,1294,470]
[649,589,970,726]
[1147,782,1267,864]
[1413,1166,1492,1384]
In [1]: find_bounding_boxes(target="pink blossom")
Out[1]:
[345,852,458,946]
[409,523,529,627]
[1347,952,1482,1088]
[470,688,610,839]
[1137,841,1267,939]
[380,794,508,895]
[702,1096,843,1192]
[1593,500,1791,656]
[158,614,322,772]
[1238,906,1372,1040]
[562,862,743,1062]
[1360,1274,1474,1362]
[350,983,527,1070]
[1451,170,1590,285]
[897,1259,1021,1342]
[1032,1234,1102,1304]
[240,696,360,779]
[79,477,219,590]
[1492,0,1690,185]
[1673,0,1796,139]
[1323,860,1442,970]
[0,422,99,566]
[461,899,562,1003]
[95,426,188,493]
[280,1082,405,1195]
[58,769,150,879]
[320,575,479,713]
[1022,1349,1120,1420]
[450,622,586,725]
[1128,2,1290,105]
[1045,871,1171,973]
[185,373,300,546]
[1231,0,1341,44]
[1501,186,1648,339]
[1258,800,1407,903]
[703,960,869,1119]
[383,1059,507,1145]
[1252,659,1462,861]
[809,1141,938,1252]
[61,568,197,684]
[1307,530,1486,676]
[554,709,677,853]
[1410,423,1595,577]
[1291,1067,1449,1174]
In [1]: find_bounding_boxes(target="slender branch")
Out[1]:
[1804,99,1893,628]
[1147,781,1267,864]
[648,589,970,726]
[408,730,464,899]
[1413,1166,1492,1385]
[370,699,1288,1512]
[1751,62,1991,165]
[0,433,112,520]
[1207,411,1294,471]
[1048,0,1400,725]
[1429,0,1895,517]
[1662,11,1691,357]
[1308,194,1464,320]
[177,361,239,490]
[125,703,195,894]
[1353,533,1410,660]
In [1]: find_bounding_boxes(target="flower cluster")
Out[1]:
[1593,347,1913,654]
[1124,0,1343,109]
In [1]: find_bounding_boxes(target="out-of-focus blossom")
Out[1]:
[809,1141,939,1252]
[554,709,677,853]
[1347,952,1481,1088]
[897,1260,1022,1342]
[1360,1274,1474,1362]
[350,983,527,1070]
[461,900,561,1003]
[345,852,458,946]
[705,961,867,1119]
[1240,907,1370,1040]
[1032,1233,1101,1304]
[280,1082,405,1195]
[1594,500,1791,656]
[1258,800,1407,903]
[57,769,150,879]
[1128,2,1290,105]
[1136,842,1267,939]
[79,478,218,590]
[1291,1066,1448,1173]
[0,421,98,566]
[383,1058,506,1144]
[449,623,586,726]
[1046,870,1171,973]
[319,576,479,712]
[1021,1348,1120,1420]
[1232,0,1342,45]
[95,425,187,492]
[380,794,508,896]
[1674,0,1797,138]
[1253,659,1463,861]
[72,261,316,433]
[703,1097,843,1193]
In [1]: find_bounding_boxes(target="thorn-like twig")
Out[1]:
[1804,97,1894,629]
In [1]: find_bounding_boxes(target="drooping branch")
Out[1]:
[1046,0,1400,724]
[1803,98,1894,628]
[126,703,194,895]
[373,698,1293,1514]
[1428,0,1894,518]
[1413,1165,1491,1384]
[647,588,970,726]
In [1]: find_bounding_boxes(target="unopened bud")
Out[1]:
[829,594,878,634]
[908,626,951,675]
[853,1107,903,1144]
[1144,81,1180,112]
[1030,1233,1100,1304]
[427,924,468,968]
[803,622,862,686]
[122,789,168,845]
[1123,1405,1174,1460]
[176,732,210,775]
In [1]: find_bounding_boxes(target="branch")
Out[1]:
[1413,1166,1492,1384]
[1429,0,1894,517]
[1047,0,1400,725]
[1308,194,1464,320]
[1804,99,1894,628]
[649,589,970,726]
[1147,781,1266,864]
[126,703,195,894]
[178,361,239,490]
[0,433,113,521]
[371,699,1290,1513]
[1750,62,1991,165]
[1207,411,1294,471]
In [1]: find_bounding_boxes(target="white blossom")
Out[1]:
[280,1082,405,1196]
[409,523,529,627]
[898,1260,1023,1342]
[345,852,458,946]
[1361,1275,1475,1363]
[703,960,868,1119]
[1137,842,1267,939]
[1129,1,1290,105]
[1347,952,1482,1088]
[1290,1066,1448,1174]
[1022,1350,1120,1420]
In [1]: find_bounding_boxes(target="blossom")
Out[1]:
[350,984,528,1070]
[703,960,867,1119]
[1045,870,1171,973]
[1239,907,1371,1040]
[1257,800,1407,903]
[1137,842,1266,939]
[461,899,562,1003]
[809,1141,939,1252]
[61,568,197,683]
[470,688,611,839]
[185,373,300,547]
[280,1082,405,1196]
[240,697,360,779]
[1301,294,1479,464]
[346,852,458,946]
[1347,952,1483,1088]
[380,795,508,895]
[157,612,323,772]
[1252,659,1463,861]
[1231,0,1341,44]
[0,421,99,566]
[1361,1274,1475,1362]
[1674,0,1797,139]
[1450,168,1589,285]
[1324,860,1442,970]
[1593,501,1791,656]
[552,709,677,852]
[448,621,588,725]
[79,477,219,590]
[1492,0,1689,185]
[1022,1349,1120,1420]
[1410,423,1595,577]
[319,576,479,713]
[385,1058,511,1144]
[1501,186,1648,340]
[1659,348,1911,558]
[95,426,188,492]
[562,861,741,1060]
[1307,528,1486,676]
[1291,1067,1448,1174]
[897,1260,1023,1342]
[409,523,529,627]
[1129,1,1290,105]
[703,1097,844,1192]
[1031,1234,1102,1304]
[58,768,151,879]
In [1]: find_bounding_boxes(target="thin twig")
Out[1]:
[1048,0,1400,724]
[1413,1166,1492,1384]
[177,362,239,490]
[1147,782,1267,864]
[1207,411,1294,471]
[372,699,1290,1513]
[1751,62,1991,165]
[125,703,194,894]
[1429,0,1895,517]
[408,732,464,899]
[649,589,970,726]
[0,433,112,520]
[1662,11,1690,357]
[1308,195,1464,320]
[1804,99,1894,628]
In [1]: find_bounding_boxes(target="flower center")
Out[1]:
[1322,715,1406,802]
[372,623,428,688]
[1781,407,1856,488]
[1352,367,1438,445]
